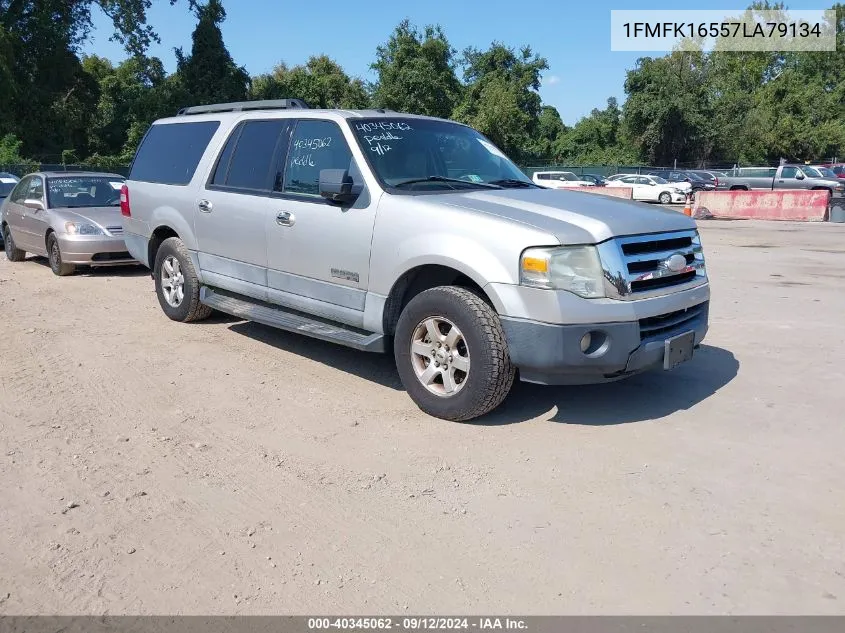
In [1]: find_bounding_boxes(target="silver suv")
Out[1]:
[122,100,710,421]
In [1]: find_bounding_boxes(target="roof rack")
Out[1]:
[176,99,311,116]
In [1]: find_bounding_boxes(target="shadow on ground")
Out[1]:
[225,319,739,427]
[30,257,150,278]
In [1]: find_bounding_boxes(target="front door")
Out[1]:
[266,118,376,329]
[195,119,292,301]
[14,176,47,252]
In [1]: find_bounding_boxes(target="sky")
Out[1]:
[81,0,829,125]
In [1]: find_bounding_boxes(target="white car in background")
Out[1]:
[532,171,596,188]
[605,174,688,204]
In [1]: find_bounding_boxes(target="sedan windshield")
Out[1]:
[651,176,669,184]
[350,118,534,191]
[47,176,125,208]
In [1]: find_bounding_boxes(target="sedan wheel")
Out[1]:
[658,192,672,204]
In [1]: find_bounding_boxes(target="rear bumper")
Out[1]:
[501,301,709,385]
[56,233,137,266]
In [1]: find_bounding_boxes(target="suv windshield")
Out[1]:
[47,176,125,208]
[349,118,534,191]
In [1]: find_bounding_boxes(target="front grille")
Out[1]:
[106,225,123,235]
[639,302,707,340]
[598,230,706,299]
[92,251,131,262]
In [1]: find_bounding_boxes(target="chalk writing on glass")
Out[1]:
[355,122,413,133]
[291,154,316,167]
[370,143,391,156]
[294,137,332,151]
[363,131,403,147]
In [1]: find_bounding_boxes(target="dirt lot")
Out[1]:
[1,220,844,615]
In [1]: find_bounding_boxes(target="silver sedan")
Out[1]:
[1,171,137,276]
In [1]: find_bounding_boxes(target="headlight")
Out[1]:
[65,221,103,235]
[520,246,605,298]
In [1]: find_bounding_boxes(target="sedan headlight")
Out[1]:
[520,246,605,298]
[65,221,103,235]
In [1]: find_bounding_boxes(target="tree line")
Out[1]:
[1,0,843,170]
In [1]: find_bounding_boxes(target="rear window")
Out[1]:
[130,121,220,185]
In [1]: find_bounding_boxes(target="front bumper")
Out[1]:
[501,301,709,385]
[56,233,137,266]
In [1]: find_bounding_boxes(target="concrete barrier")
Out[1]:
[693,190,829,221]
[565,186,633,200]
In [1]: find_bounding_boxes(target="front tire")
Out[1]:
[153,237,212,322]
[658,191,672,204]
[394,286,515,422]
[47,233,75,276]
[3,225,26,262]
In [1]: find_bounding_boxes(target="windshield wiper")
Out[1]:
[393,176,501,189]
[488,179,535,188]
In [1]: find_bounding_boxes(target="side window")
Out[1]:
[834,166,844,175]
[210,127,240,186]
[130,121,220,185]
[29,177,44,200]
[537,173,549,180]
[10,177,31,202]
[781,166,797,178]
[222,120,287,191]
[282,120,356,197]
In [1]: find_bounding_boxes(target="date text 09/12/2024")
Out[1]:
[307,617,527,630]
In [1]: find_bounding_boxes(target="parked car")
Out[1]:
[687,170,723,188]
[0,173,20,247]
[579,174,607,186]
[717,164,845,196]
[532,171,596,188]
[805,165,838,180]
[645,171,695,193]
[122,99,709,421]
[820,163,845,179]
[605,174,689,203]
[1,172,137,275]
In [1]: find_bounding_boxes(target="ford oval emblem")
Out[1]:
[664,253,688,273]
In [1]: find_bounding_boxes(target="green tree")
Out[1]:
[453,43,548,160]
[555,97,638,164]
[175,0,249,107]
[371,20,461,118]
[251,56,370,109]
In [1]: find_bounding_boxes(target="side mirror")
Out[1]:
[319,169,358,204]
[23,198,44,210]
[796,172,805,180]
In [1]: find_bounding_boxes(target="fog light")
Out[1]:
[580,330,609,357]
[580,333,592,353]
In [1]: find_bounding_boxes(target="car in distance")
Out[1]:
[717,164,845,196]
[532,171,596,188]
[122,99,710,422]
[820,163,845,179]
[0,172,20,247]
[605,174,689,203]
[579,174,606,186]
[1,172,136,275]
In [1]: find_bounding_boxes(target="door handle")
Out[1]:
[198,199,213,213]
[276,211,295,227]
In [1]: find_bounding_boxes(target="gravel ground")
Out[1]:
[0,220,843,615]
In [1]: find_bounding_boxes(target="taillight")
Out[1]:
[120,184,130,217]
[714,177,719,186]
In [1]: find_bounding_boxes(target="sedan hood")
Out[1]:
[435,188,697,244]
[54,206,124,229]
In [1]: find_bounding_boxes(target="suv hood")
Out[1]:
[436,188,696,244]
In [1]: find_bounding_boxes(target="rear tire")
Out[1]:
[47,233,75,276]
[394,286,515,422]
[153,237,212,323]
[3,225,26,262]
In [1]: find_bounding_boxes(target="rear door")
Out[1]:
[265,118,376,329]
[3,176,30,245]
[196,118,292,301]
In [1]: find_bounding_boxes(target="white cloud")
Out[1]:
[545,75,561,86]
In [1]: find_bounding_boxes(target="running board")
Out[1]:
[200,287,386,352]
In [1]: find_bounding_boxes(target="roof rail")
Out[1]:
[176,99,311,116]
